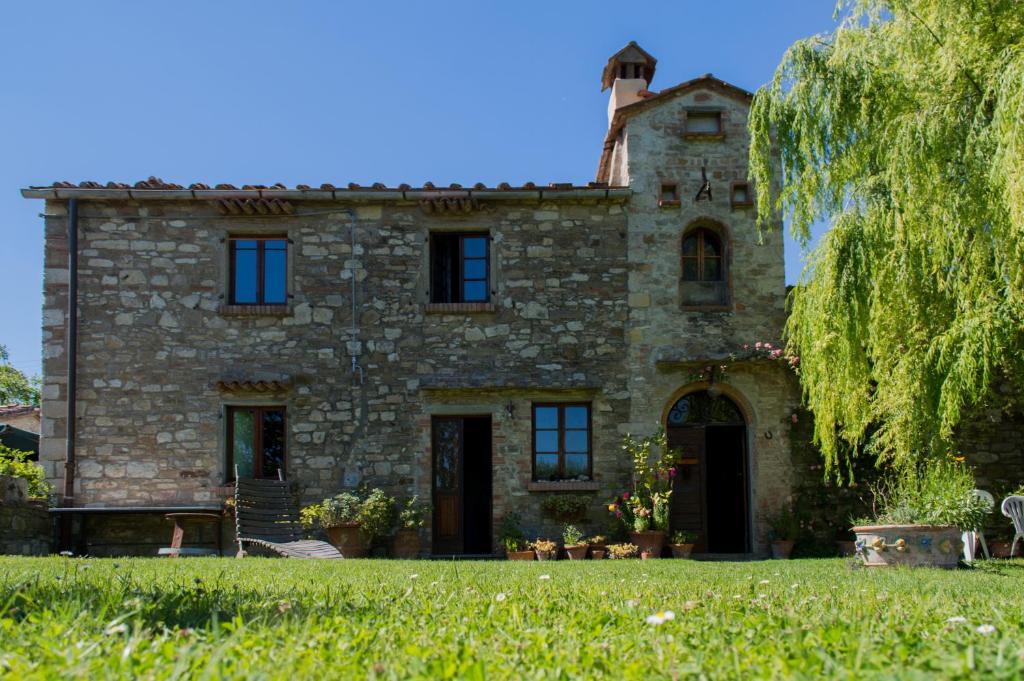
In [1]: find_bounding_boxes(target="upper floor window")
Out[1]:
[227,405,286,480]
[681,228,723,281]
[685,110,723,137]
[533,404,591,481]
[431,233,489,303]
[229,236,287,305]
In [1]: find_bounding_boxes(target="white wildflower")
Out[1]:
[646,610,675,626]
[409,574,418,580]
[946,616,967,624]
[976,624,996,635]
[539,574,551,580]
[495,593,506,602]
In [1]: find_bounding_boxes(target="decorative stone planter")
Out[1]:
[506,549,535,561]
[629,530,666,559]
[564,544,588,560]
[390,529,421,559]
[852,525,963,568]
[669,543,694,559]
[770,539,795,559]
[325,523,367,558]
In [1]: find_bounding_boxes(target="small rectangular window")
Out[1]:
[227,406,286,480]
[731,182,753,207]
[431,233,490,303]
[660,183,679,204]
[532,403,592,481]
[685,111,722,136]
[229,236,287,305]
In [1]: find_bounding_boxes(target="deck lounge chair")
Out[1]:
[234,473,342,559]
[1001,495,1024,558]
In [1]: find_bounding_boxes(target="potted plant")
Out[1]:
[500,513,534,560]
[391,496,427,559]
[587,535,607,560]
[540,495,590,523]
[608,430,679,560]
[851,457,989,568]
[357,488,397,555]
[606,543,638,559]
[668,530,697,558]
[301,491,365,557]
[532,539,558,561]
[562,524,588,560]
[767,504,799,559]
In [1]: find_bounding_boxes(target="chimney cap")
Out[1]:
[601,41,657,91]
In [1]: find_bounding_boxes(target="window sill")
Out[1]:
[425,302,497,314]
[680,304,732,313]
[730,201,754,210]
[658,199,681,208]
[219,304,290,317]
[527,481,599,492]
[684,133,726,142]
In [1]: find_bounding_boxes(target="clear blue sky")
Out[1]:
[0,1,836,378]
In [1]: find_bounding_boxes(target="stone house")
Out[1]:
[23,42,803,556]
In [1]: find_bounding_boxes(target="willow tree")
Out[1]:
[749,1,1024,474]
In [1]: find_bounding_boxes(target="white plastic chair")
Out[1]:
[1001,495,1024,558]
[963,489,994,562]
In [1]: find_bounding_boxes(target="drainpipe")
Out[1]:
[63,198,79,507]
[349,212,364,385]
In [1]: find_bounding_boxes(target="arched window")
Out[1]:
[681,228,722,282]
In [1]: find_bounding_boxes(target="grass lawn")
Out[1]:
[1,557,1023,679]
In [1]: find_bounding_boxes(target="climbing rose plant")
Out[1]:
[749,0,1024,474]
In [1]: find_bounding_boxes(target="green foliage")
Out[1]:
[356,489,396,542]
[530,538,556,555]
[562,524,584,547]
[539,494,589,521]
[2,557,1024,676]
[669,530,697,545]
[0,445,49,498]
[766,504,801,541]
[606,543,638,559]
[498,512,527,552]
[300,492,362,529]
[749,1,1024,473]
[608,430,680,531]
[858,457,990,529]
[0,345,40,406]
[396,496,428,531]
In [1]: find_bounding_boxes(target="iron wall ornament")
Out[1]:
[694,160,713,202]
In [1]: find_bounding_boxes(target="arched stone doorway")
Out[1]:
[665,390,750,553]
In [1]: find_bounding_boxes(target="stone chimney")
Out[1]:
[602,41,657,125]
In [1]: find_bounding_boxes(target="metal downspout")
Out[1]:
[63,198,78,506]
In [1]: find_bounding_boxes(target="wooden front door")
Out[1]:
[431,416,493,555]
[666,391,748,553]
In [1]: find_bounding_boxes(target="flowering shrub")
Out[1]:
[396,496,428,531]
[607,430,679,532]
[689,340,800,383]
[531,539,557,555]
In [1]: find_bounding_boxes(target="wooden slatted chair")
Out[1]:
[234,472,342,559]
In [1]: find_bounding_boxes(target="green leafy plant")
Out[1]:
[669,530,697,545]
[608,430,680,532]
[855,457,990,530]
[586,535,606,546]
[499,512,527,552]
[540,495,589,521]
[766,504,800,541]
[0,345,40,406]
[606,543,638,559]
[562,524,584,547]
[0,445,48,499]
[358,488,397,542]
[300,492,362,529]
[396,496,428,531]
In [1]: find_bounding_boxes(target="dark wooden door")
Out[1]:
[668,426,707,552]
[432,418,463,555]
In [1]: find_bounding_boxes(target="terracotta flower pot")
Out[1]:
[852,525,962,568]
[640,549,653,560]
[564,544,588,560]
[629,530,666,559]
[669,543,694,559]
[390,529,421,559]
[506,549,535,561]
[535,549,556,561]
[325,523,367,558]
[835,540,857,557]
[590,548,606,560]
[770,539,795,559]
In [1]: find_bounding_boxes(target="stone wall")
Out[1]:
[617,86,800,552]
[41,197,631,553]
[0,476,51,555]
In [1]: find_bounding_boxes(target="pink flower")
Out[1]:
[791,413,799,424]
[622,492,630,500]
[669,467,677,478]
[615,511,622,518]
[755,342,763,349]
[743,344,750,350]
